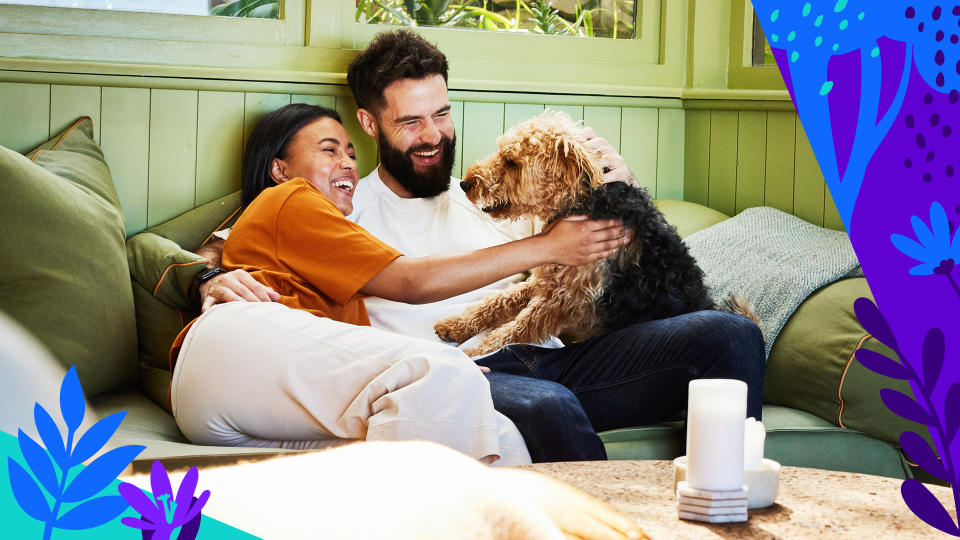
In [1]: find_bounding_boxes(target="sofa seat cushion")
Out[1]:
[91,389,310,462]
[654,200,729,239]
[599,405,910,479]
[0,117,136,397]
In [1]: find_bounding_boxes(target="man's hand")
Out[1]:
[582,126,638,186]
[199,270,281,312]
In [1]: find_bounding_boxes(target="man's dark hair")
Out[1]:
[347,29,449,112]
[241,103,342,207]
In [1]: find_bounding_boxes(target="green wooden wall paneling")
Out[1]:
[707,110,738,216]
[503,103,545,135]
[291,94,336,108]
[683,109,711,206]
[735,110,766,213]
[656,108,685,201]
[242,92,291,155]
[551,105,584,123]
[0,82,49,154]
[196,91,244,207]
[461,102,505,175]
[793,119,825,226]
[50,84,101,143]
[823,187,844,231]
[620,107,659,196]
[763,111,796,214]
[100,87,150,236]
[450,100,465,178]
[147,89,198,227]
[583,106,622,152]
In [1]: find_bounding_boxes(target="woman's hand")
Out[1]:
[537,216,629,266]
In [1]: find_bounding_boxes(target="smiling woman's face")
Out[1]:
[272,117,358,215]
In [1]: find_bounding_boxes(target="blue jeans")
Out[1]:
[480,310,766,463]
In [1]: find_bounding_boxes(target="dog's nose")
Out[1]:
[460,180,473,193]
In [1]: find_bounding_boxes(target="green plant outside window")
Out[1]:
[356,0,637,39]
[0,0,278,18]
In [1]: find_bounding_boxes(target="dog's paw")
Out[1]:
[434,317,475,344]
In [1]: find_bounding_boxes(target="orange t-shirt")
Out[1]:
[222,177,402,325]
[169,178,401,378]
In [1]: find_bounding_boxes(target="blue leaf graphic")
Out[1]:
[946,383,960,444]
[34,403,67,469]
[7,458,51,522]
[70,411,127,466]
[61,444,145,503]
[18,429,60,496]
[853,298,899,351]
[855,348,909,380]
[60,365,85,433]
[880,389,933,426]
[921,328,944,393]
[55,495,129,530]
[901,479,960,536]
[899,431,949,483]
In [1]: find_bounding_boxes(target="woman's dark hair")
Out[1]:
[241,103,342,207]
[347,29,449,112]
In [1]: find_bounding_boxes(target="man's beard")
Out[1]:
[378,132,456,199]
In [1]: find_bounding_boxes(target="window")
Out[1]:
[355,0,638,40]
[727,0,785,90]
[751,10,776,67]
[0,0,279,17]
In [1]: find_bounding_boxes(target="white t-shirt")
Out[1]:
[348,166,561,349]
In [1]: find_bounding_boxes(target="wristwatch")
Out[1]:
[191,267,227,305]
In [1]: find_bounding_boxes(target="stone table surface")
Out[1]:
[523,460,956,539]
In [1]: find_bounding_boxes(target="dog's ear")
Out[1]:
[553,131,604,190]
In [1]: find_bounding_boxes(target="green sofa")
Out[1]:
[0,117,925,479]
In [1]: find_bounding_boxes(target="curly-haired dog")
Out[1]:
[434,111,756,356]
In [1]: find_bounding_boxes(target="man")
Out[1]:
[201,30,765,462]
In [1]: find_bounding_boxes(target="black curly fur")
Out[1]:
[554,181,714,333]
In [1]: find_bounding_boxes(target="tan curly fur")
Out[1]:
[434,111,612,355]
[434,111,758,356]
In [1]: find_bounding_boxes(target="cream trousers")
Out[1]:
[170,302,530,466]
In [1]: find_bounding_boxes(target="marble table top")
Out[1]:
[523,460,957,539]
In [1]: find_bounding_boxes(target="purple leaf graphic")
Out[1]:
[921,328,944,393]
[150,460,173,502]
[59,366,85,433]
[853,298,900,351]
[880,389,933,426]
[180,489,210,525]
[901,479,960,536]
[855,348,909,379]
[119,482,161,517]
[174,467,199,523]
[946,383,960,444]
[120,516,157,530]
[900,431,949,483]
[18,429,60,496]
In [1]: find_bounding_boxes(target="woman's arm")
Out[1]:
[360,217,627,304]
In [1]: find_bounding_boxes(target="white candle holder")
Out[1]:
[675,456,781,509]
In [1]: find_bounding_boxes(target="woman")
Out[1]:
[171,104,627,465]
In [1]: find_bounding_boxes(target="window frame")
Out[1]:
[0,0,305,46]
[726,0,785,90]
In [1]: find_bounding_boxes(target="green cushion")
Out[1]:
[0,117,136,397]
[126,191,241,412]
[600,405,910,479]
[764,278,928,446]
[654,200,730,238]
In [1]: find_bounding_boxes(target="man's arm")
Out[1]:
[192,238,281,312]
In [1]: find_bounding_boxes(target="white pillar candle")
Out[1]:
[686,379,747,491]
[743,417,766,470]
